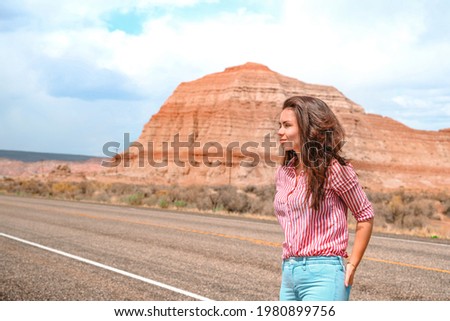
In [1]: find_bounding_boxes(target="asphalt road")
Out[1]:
[1,195,449,301]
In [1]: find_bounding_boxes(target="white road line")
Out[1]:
[0,232,213,301]
[369,234,450,247]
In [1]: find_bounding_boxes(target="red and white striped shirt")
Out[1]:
[274,159,374,259]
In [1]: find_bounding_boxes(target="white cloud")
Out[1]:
[1,0,450,154]
[392,96,429,109]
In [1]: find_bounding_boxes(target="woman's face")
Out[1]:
[278,108,301,152]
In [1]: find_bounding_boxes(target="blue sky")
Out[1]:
[1,0,449,156]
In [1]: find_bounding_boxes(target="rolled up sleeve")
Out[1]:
[329,161,374,222]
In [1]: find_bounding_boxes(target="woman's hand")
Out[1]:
[345,262,357,287]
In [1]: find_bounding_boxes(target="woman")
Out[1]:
[274,96,374,301]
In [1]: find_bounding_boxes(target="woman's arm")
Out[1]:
[329,161,375,286]
[345,218,374,287]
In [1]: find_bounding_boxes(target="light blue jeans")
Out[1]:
[280,256,351,301]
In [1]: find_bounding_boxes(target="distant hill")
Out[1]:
[0,150,101,163]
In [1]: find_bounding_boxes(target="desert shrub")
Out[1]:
[124,193,144,206]
[180,185,211,210]
[405,199,436,219]
[77,181,105,197]
[77,181,88,195]
[140,185,195,209]
[255,185,276,200]
[371,201,389,226]
[92,190,110,203]
[248,196,274,216]
[106,183,138,196]
[213,204,225,212]
[19,179,51,196]
[388,194,405,224]
[164,185,189,203]
[241,185,273,216]
[366,191,390,204]
[51,182,78,199]
[166,185,186,203]
[402,215,424,229]
[174,200,187,208]
[158,198,169,208]
[443,199,450,218]
[0,178,11,193]
[367,189,444,230]
[213,185,251,213]
[195,191,214,211]
[244,185,257,193]
[255,185,276,216]
[143,194,159,207]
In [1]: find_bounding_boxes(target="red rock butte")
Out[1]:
[116,62,450,191]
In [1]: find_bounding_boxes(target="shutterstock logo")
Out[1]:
[102,133,281,168]
[101,132,344,169]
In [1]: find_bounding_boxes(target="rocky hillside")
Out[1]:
[114,62,450,191]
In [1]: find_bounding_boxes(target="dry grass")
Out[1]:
[1,177,448,239]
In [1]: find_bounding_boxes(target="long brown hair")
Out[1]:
[281,96,347,210]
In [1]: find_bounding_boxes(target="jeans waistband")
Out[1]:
[284,256,344,265]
